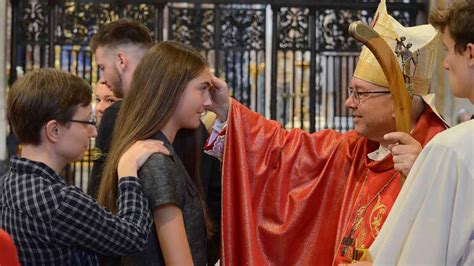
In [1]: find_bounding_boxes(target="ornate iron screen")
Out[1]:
[168,3,267,113]
[8,0,424,188]
[269,3,420,131]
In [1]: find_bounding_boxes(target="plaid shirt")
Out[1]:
[0,156,152,265]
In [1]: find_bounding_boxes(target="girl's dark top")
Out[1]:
[122,132,207,266]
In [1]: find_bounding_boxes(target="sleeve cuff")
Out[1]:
[118,176,142,189]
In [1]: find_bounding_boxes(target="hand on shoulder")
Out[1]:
[117,140,170,178]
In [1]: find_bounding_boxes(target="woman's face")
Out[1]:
[172,68,213,129]
[95,83,120,124]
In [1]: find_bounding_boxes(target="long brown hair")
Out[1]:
[97,41,212,235]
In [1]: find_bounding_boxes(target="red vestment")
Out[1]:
[220,99,446,265]
[0,229,20,266]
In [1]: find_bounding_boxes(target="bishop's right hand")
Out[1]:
[208,76,231,122]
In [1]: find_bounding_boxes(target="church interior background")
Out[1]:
[0,0,471,189]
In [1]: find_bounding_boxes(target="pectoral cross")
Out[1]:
[341,228,355,256]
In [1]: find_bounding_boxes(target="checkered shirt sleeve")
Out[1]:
[51,177,152,256]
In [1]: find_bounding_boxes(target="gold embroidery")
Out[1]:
[357,223,367,249]
[353,205,367,230]
[369,196,387,238]
[340,172,398,261]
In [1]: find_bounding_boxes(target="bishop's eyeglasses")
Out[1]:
[347,87,391,104]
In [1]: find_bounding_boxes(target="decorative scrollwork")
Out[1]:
[316,9,369,51]
[19,1,49,43]
[123,4,156,37]
[56,2,119,45]
[391,10,414,27]
[278,7,310,49]
[220,8,265,50]
[170,7,215,50]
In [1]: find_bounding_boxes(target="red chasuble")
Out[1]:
[220,99,446,265]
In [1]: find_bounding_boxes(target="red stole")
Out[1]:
[221,99,446,265]
[334,155,402,264]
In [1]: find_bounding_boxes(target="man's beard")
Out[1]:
[110,69,124,98]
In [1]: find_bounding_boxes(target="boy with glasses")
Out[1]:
[0,68,167,265]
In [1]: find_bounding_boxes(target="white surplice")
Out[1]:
[370,119,474,265]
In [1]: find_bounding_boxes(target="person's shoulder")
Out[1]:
[20,171,66,196]
[97,100,123,142]
[102,100,122,117]
[310,129,362,144]
[8,173,67,219]
[141,153,175,173]
[109,100,122,111]
[139,153,184,198]
[429,120,474,148]
[147,152,173,162]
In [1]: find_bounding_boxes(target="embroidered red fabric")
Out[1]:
[220,99,446,265]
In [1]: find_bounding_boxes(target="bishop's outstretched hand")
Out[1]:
[207,76,231,121]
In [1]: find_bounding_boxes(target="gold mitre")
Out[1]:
[353,0,440,95]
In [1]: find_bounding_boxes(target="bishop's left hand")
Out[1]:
[384,132,422,176]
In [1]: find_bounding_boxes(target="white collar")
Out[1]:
[367,145,391,161]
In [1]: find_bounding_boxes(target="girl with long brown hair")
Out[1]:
[97,41,213,266]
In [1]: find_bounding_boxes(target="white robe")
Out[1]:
[370,119,474,265]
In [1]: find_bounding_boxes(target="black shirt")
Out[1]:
[122,132,207,266]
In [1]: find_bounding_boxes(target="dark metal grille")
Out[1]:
[7,0,425,189]
[168,3,266,112]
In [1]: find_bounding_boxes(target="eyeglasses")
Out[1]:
[347,87,391,104]
[68,117,97,128]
